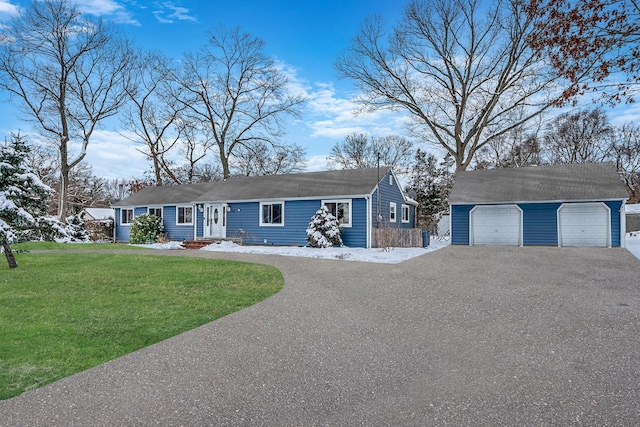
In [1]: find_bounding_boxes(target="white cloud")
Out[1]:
[83,130,149,179]
[0,0,19,18]
[304,82,409,139]
[75,0,140,26]
[153,1,197,24]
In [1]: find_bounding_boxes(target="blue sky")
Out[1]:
[0,0,410,179]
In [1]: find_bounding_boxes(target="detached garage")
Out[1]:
[449,163,629,247]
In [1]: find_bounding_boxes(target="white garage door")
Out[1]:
[558,203,609,247]
[471,205,522,246]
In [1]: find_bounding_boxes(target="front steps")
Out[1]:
[181,238,243,249]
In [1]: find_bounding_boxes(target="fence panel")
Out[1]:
[371,228,423,248]
[627,214,640,232]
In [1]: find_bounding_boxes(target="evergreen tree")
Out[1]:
[306,206,343,248]
[407,150,454,229]
[0,133,53,268]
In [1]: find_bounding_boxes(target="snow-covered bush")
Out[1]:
[129,213,163,244]
[306,206,343,248]
[63,215,89,242]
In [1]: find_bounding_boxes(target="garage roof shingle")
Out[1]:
[448,162,629,204]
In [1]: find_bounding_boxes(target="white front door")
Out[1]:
[204,204,226,238]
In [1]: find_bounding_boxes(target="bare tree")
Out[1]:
[613,124,640,203]
[335,0,562,171]
[326,133,413,170]
[231,142,307,176]
[121,50,186,186]
[174,26,306,179]
[0,0,134,221]
[543,108,615,164]
[474,125,542,169]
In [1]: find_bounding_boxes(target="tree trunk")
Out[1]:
[58,166,69,223]
[2,241,17,269]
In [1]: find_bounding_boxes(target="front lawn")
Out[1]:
[11,241,150,251]
[0,252,284,400]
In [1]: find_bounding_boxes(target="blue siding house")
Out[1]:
[449,162,629,247]
[113,167,417,248]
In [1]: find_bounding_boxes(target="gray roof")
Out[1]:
[113,167,392,207]
[448,162,629,205]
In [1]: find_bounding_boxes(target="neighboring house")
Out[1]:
[112,167,417,248]
[449,162,629,247]
[80,208,115,223]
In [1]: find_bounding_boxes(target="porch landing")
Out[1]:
[181,238,243,250]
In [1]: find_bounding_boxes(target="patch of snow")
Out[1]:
[199,239,450,264]
[130,241,186,250]
[626,232,640,260]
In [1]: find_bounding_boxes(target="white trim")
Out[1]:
[259,201,285,226]
[469,204,523,246]
[390,202,397,223]
[176,205,194,226]
[322,199,353,228]
[401,204,410,223]
[557,202,611,248]
[120,208,134,226]
[366,195,372,249]
[621,202,627,248]
[195,193,370,205]
[451,197,627,206]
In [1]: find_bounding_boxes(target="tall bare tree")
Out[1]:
[474,124,543,169]
[174,26,306,179]
[613,124,640,203]
[336,0,562,171]
[121,50,186,186]
[326,133,413,171]
[231,142,307,176]
[0,0,134,221]
[543,108,614,164]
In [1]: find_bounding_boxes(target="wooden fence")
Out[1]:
[627,214,640,232]
[371,228,424,248]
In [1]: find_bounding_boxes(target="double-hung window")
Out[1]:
[148,207,162,218]
[260,202,284,226]
[177,206,193,225]
[402,204,410,223]
[390,202,397,223]
[121,208,134,225]
[322,200,352,227]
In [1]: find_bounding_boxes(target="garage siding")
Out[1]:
[451,205,474,245]
[521,203,561,245]
[451,201,624,247]
[606,200,623,247]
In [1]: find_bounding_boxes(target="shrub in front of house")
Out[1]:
[129,213,163,244]
[306,206,343,248]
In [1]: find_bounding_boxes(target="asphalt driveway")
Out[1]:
[2,246,640,426]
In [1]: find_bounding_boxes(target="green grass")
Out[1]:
[0,252,284,400]
[11,241,150,251]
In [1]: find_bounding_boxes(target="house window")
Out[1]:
[177,206,193,225]
[402,204,410,223]
[389,174,394,185]
[260,202,284,226]
[390,202,397,223]
[148,207,162,218]
[323,199,352,227]
[121,208,134,225]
